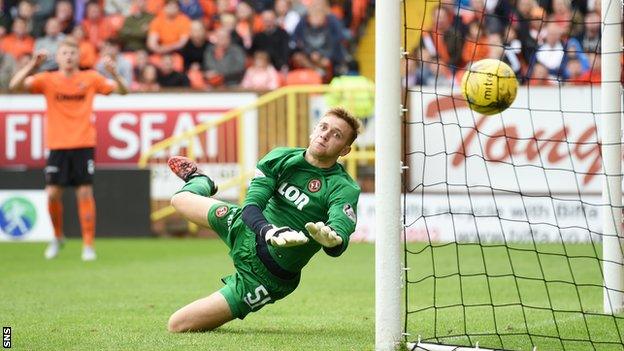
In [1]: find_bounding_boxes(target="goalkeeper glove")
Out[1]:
[304,222,343,248]
[264,225,309,247]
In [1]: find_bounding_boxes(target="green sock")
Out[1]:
[175,176,214,197]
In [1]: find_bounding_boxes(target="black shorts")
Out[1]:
[45,148,95,186]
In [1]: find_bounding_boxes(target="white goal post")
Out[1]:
[374,0,623,350]
[600,0,623,315]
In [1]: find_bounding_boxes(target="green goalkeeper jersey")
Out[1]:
[243,147,361,272]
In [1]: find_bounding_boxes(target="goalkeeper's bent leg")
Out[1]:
[170,192,222,229]
[168,291,234,332]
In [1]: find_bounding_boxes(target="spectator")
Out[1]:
[135,63,160,91]
[208,0,235,30]
[235,1,263,50]
[578,52,601,84]
[157,53,190,87]
[14,0,35,36]
[145,0,166,15]
[275,0,300,35]
[179,0,204,20]
[147,0,191,54]
[71,26,97,68]
[73,0,88,24]
[561,36,589,79]
[461,20,490,65]
[412,50,452,86]
[203,28,246,87]
[181,20,210,71]
[487,33,521,75]
[54,0,75,35]
[241,50,280,90]
[563,57,587,85]
[132,49,147,75]
[535,22,565,76]
[549,0,583,39]
[0,0,10,38]
[460,0,512,35]
[118,0,154,52]
[34,18,66,71]
[96,39,133,86]
[218,13,245,49]
[513,0,540,64]
[105,0,132,16]
[0,17,34,60]
[246,0,272,12]
[32,0,56,37]
[82,1,115,50]
[578,11,600,54]
[292,0,347,77]
[251,9,290,71]
[528,62,553,85]
[421,5,464,69]
[0,46,16,89]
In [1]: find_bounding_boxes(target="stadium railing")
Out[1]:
[137,84,375,229]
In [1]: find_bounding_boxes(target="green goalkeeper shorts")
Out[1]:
[207,202,300,319]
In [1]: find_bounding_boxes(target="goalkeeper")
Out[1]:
[167,107,361,332]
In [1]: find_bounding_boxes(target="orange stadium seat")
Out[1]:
[285,68,323,85]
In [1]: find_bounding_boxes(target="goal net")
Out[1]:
[402,0,623,350]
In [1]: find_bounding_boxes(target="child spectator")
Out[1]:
[241,50,280,90]
[132,49,150,82]
[564,58,587,85]
[135,63,161,91]
[528,62,553,86]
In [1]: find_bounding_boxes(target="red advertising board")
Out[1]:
[0,93,257,167]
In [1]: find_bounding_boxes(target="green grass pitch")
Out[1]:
[0,239,374,351]
[3,239,624,350]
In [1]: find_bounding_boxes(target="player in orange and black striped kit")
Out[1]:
[9,37,128,261]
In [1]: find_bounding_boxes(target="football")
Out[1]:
[460,59,518,115]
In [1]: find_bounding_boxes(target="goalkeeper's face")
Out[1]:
[308,115,353,160]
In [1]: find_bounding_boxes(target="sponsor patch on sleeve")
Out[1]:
[343,204,356,223]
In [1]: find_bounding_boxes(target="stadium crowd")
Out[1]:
[409,0,622,87]
[0,0,370,91]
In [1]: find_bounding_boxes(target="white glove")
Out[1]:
[304,222,343,248]
[265,225,309,247]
